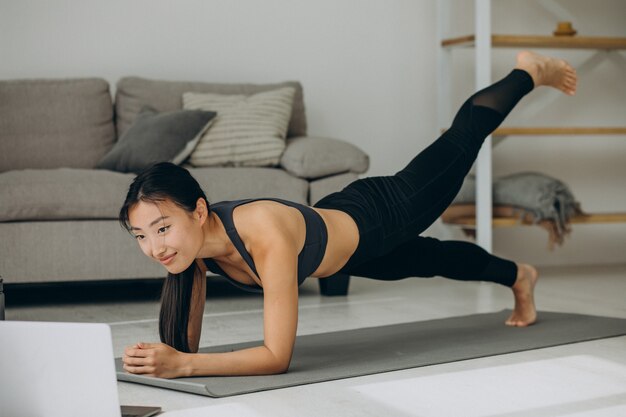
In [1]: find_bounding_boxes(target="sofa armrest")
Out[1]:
[280,136,369,180]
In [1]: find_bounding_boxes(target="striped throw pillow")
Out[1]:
[182,87,296,167]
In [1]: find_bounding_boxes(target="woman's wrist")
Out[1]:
[177,351,194,377]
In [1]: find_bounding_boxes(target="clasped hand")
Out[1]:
[123,342,187,379]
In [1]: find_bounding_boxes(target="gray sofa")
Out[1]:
[0,77,369,295]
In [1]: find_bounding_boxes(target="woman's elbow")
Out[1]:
[264,353,290,374]
[271,356,292,374]
[270,362,290,375]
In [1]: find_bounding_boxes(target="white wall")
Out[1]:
[0,0,436,179]
[1,0,624,266]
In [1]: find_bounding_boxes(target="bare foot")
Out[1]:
[515,50,577,96]
[505,263,539,327]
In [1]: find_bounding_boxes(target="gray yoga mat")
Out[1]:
[115,309,626,397]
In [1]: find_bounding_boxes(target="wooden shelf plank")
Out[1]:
[494,127,626,136]
[443,213,626,228]
[442,35,476,48]
[442,34,626,50]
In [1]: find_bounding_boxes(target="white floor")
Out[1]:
[7,264,626,417]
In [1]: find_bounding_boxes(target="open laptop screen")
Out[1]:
[0,321,160,417]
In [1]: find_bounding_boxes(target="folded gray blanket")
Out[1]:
[451,172,586,246]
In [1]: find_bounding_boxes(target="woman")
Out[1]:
[121,51,577,378]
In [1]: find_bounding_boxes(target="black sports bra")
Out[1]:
[203,198,328,293]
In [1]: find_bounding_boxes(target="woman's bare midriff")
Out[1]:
[310,207,360,277]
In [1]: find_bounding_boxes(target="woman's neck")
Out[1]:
[197,211,234,260]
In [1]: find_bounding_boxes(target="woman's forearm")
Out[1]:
[182,345,288,376]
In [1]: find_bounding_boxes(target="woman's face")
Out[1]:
[128,198,205,274]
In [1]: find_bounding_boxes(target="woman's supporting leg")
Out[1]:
[340,236,517,287]
[339,235,540,327]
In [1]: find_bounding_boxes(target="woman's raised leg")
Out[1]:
[388,51,577,240]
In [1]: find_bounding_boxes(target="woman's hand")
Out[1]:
[122,342,188,379]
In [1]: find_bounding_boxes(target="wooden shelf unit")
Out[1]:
[442,35,626,50]
[437,1,626,252]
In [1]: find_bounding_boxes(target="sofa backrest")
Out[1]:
[0,78,116,172]
[115,77,307,139]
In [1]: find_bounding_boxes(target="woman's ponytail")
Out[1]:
[158,261,197,353]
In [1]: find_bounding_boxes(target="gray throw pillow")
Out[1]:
[96,106,216,173]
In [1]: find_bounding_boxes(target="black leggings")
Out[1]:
[314,69,535,288]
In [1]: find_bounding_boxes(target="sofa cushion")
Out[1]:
[183,87,295,168]
[188,167,309,205]
[96,106,216,173]
[280,136,370,179]
[0,78,116,172]
[0,168,134,222]
[0,167,309,222]
[115,77,307,140]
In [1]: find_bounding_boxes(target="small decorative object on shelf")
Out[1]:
[553,21,577,37]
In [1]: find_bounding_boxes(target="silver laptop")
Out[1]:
[0,320,161,417]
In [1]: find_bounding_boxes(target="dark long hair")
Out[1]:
[119,162,210,353]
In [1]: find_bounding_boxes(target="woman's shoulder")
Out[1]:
[236,202,299,247]
[239,201,292,230]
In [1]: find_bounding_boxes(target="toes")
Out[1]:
[561,82,576,95]
[505,316,519,326]
[506,315,535,327]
